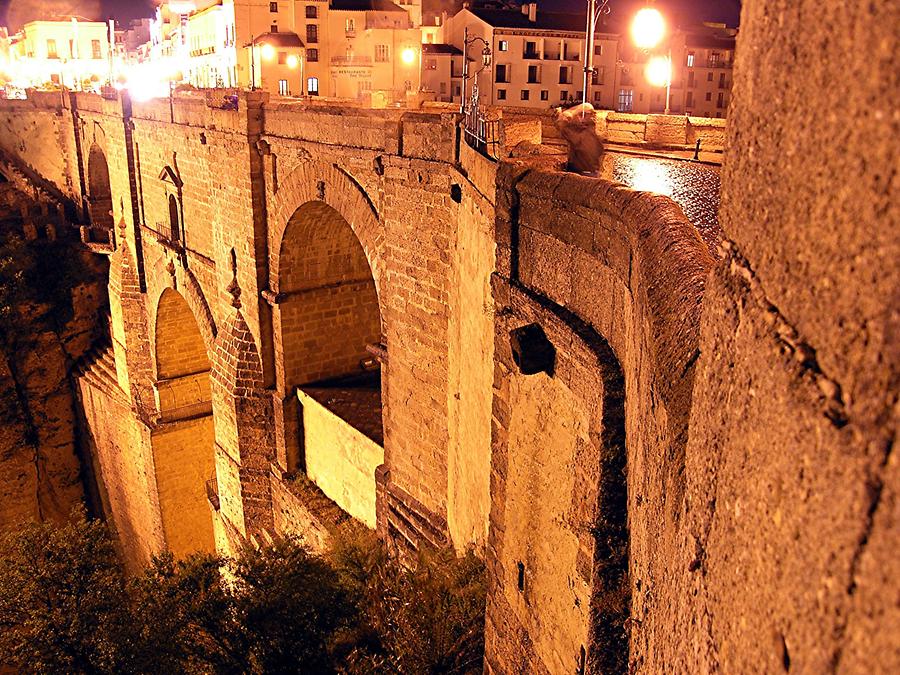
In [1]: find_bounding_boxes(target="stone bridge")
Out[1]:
[0,3,896,665]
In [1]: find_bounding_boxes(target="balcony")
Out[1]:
[544,51,560,60]
[707,59,733,69]
[523,50,540,60]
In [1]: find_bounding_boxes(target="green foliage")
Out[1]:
[0,516,487,675]
[331,529,487,674]
[0,511,133,674]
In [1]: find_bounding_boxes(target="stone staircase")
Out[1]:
[74,340,124,401]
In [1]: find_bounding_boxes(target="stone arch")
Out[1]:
[269,161,385,303]
[150,287,217,557]
[271,191,385,527]
[147,258,218,354]
[86,144,114,242]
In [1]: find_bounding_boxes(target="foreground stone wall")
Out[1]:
[677,0,899,671]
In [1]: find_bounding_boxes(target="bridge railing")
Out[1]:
[463,104,504,160]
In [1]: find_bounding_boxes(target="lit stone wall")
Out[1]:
[150,416,216,558]
[298,390,384,529]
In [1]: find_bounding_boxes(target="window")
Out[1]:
[278,52,287,64]
[498,40,508,51]
[306,5,317,18]
[270,1,278,11]
[520,89,529,100]
[306,25,318,43]
[560,90,568,101]
[593,90,601,102]
[688,71,695,87]
[68,39,75,58]
[345,18,355,34]
[307,48,318,62]
[375,45,389,62]
[270,24,278,32]
[558,65,571,84]
[540,90,548,100]
[706,92,712,101]
[717,92,725,108]
[686,91,694,107]
[47,39,58,58]
[439,82,446,94]
[524,41,538,58]
[278,79,289,95]
[592,65,605,85]
[424,58,437,70]
[495,64,509,83]
[497,88,506,100]
[709,51,722,67]
[686,52,694,67]
[527,64,539,83]
[307,76,319,95]
[168,194,180,243]
[91,39,101,59]
[707,72,713,82]
[719,73,726,88]
[594,44,602,56]
[454,84,461,97]
[617,88,633,112]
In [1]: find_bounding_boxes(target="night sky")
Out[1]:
[1,0,741,30]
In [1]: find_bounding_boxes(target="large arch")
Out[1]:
[274,199,384,527]
[151,287,217,557]
[86,144,114,244]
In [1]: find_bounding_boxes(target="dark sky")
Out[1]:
[1,0,741,30]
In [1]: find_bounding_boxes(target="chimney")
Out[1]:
[528,2,538,22]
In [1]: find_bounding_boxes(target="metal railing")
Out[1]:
[463,97,503,159]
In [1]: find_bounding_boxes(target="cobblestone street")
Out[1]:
[602,152,722,252]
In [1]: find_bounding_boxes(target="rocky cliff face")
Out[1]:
[0,182,108,530]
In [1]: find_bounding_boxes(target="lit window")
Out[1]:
[92,40,101,59]
[686,52,694,67]
[498,40,508,51]
[307,76,319,95]
[278,79,289,96]
[617,88,633,112]
[540,90,548,100]
[375,45,389,62]
[47,39,58,58]
[346,18,355,33]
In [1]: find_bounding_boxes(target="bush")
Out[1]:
[0,512,133,674]
[0,516,487,674]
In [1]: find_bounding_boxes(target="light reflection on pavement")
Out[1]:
[601,152,722,253]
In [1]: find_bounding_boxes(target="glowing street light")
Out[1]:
[401,47,416,65]
[287,54,299,69]
[630,6,672,115]
[631,7,666,50]
[260,43,275,61]
[645,54,671,88]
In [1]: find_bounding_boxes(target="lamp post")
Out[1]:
[244,35,274,91]
[460,26,491,114]
[581,0,610,111]
[630,6,672,115]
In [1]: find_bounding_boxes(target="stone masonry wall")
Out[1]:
[677,0,899,672]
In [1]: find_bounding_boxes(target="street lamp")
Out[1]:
[581,0,610,112]
[630,6,672,114]
[244,35,275,91]
[460,26,491,114]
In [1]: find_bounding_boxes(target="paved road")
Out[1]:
[601,151,722,253]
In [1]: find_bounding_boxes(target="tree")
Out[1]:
[0,512,133,674]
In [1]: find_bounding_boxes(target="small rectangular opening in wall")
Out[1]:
[517,561,525,592]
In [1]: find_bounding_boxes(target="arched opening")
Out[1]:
[276,200,383,527]
[151,288,216,556]
[86,145,114,244]
[167,193,181,244]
